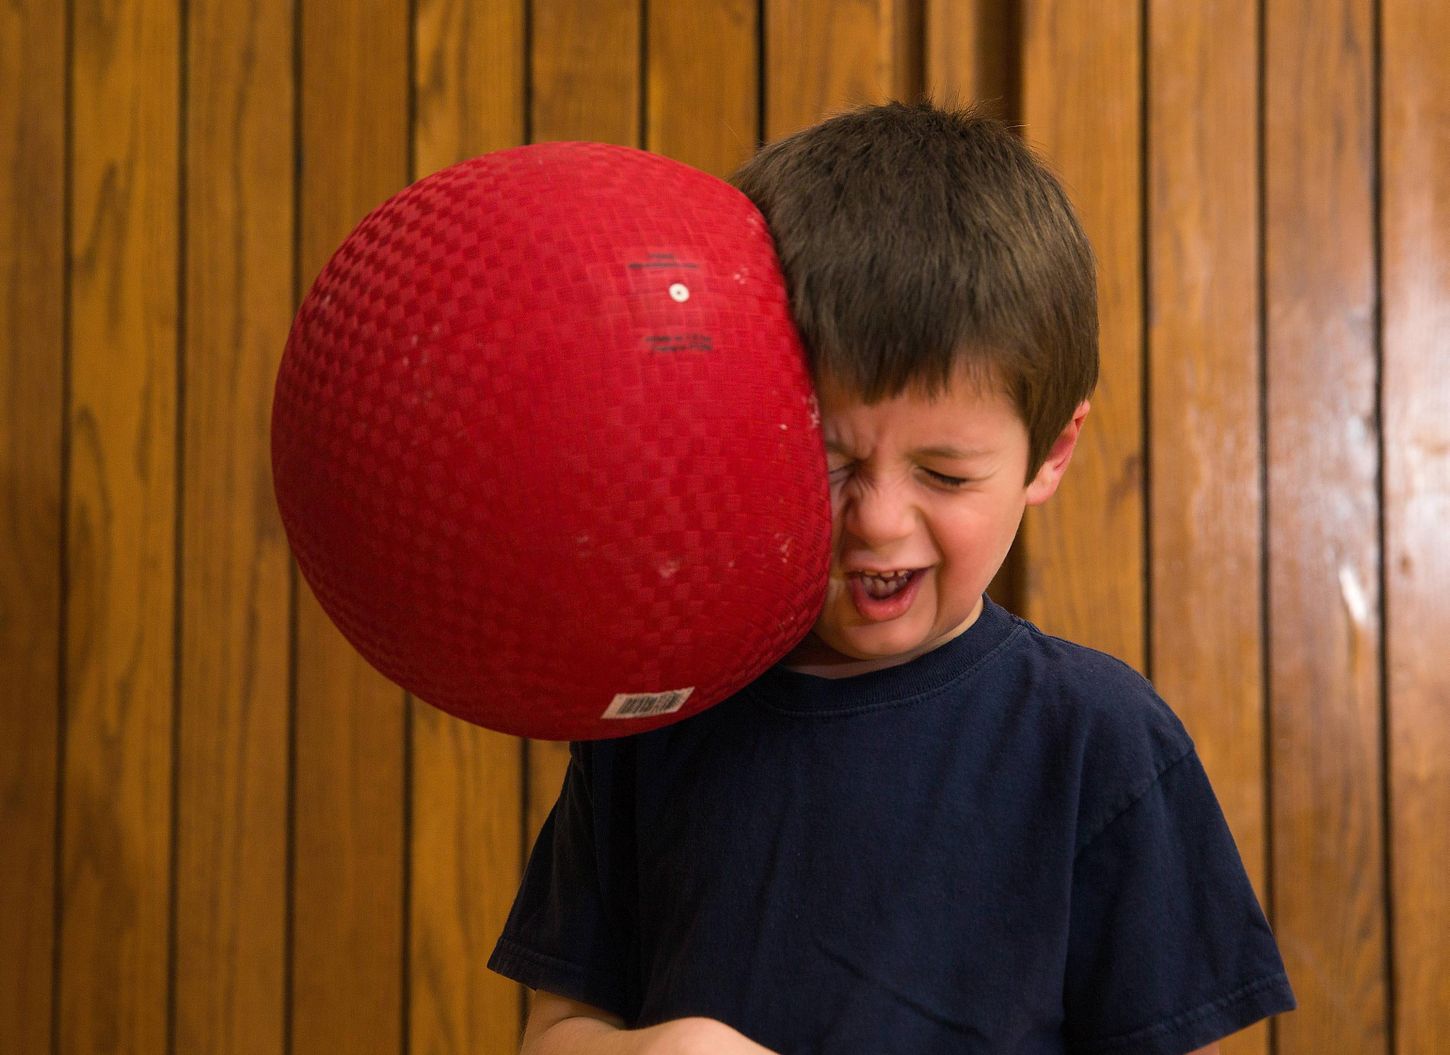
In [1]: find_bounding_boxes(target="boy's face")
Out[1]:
[782,369,1087,675]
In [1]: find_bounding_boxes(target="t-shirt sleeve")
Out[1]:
[487,741,638,1019]
[1063,747,1296,1055]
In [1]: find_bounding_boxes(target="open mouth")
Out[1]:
[855,569,920,599]
[846,568,927,621]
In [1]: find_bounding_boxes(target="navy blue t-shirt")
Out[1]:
[488,596,1295,1054]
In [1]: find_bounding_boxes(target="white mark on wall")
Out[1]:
[1338,564,1370,629]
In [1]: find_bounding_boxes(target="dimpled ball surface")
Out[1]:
[270,141,830,741]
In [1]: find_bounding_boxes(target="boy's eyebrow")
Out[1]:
[909,444,993,460]
[825,439,992,459]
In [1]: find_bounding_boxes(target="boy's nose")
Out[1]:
[839,481,917,548]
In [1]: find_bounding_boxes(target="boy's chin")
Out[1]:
[779,626,925,673]
[783,626,939,675]
[785,599,984,670]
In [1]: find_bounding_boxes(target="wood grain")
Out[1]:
[531,0,640,146]
[410,2,528,1053]
[1383,0,1450,1048]
[0,0,64,1052]
[414,0,526,171]
[61,0,179,1052]
[293,1,411,1052]
[1265,1,1386,1052]
[883,0,925,106]
[765,0,919,141]
[5,7,1446,1054]
[174,1,294,1053]
[1147,4,1267,1052]
[648,0,758,178]
[410,714,526,1055]
[925,0,1018,118]
[1019,0,1144,670]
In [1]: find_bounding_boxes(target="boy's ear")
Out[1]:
[1024,400,1090,506]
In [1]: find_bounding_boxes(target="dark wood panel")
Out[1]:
[925,0,1018,119]
[411,2,528,1053]
[293,1,411,1052]
[531,0,640,146]
[1020,0,1144,670]
[410,715,526,1054]
[884,0,925,107]
[414,0,526,169]
[174,1,295,1053]
[1383,0,1450,1049]
[765,0,918,141]
[60,1,180,1052]
[1265,1,1386,1052]
[1147,4,1267,1053]
[648,0,758,178]
[0,0,64,1052]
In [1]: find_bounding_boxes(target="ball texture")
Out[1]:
[271,142,830,740]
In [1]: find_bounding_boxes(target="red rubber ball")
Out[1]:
[271,142,830,741]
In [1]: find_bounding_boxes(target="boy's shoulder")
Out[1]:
[1004,612,1184,730]
[1000,614,1197,835]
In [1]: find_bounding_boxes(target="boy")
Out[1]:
[487,101,1295,1054]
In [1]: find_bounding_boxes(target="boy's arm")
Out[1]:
[519,992,1222,1055]
[520,990,781,1055]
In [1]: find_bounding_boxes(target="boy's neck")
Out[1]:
[780,596,984,678]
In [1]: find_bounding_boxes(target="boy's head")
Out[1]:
[729,99,1098,485]
[729,100,1099,672]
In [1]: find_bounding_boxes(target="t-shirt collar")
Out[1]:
[745,593,1017,715]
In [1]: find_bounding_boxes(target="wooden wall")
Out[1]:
[3,2,1446,1053]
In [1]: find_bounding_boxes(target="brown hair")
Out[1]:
[728,99,1098,481]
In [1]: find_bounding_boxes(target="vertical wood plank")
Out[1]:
[765,0,919,141]
[294,0,410,1052]
[174,0,294,1052]
[925,0,1017,118]
[1147,4,1267,1053]
[410,2,527,1053]
[648,0,758,178]
[524,0,644,849]
[883,0,925,106]
[415,0,526,170]
[409,717,525,1055]
[62,0,179,1052]
[1019,0,1144,670]
[1383,0,1450,1049]
[1265,1,1386,1052]
[0,0,65,1052]
[531,0,640,147]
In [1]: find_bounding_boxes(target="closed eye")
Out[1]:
[828,464,975,489]
[923,469,972,488]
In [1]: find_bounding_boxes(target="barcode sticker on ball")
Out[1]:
[602,687,694,720]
